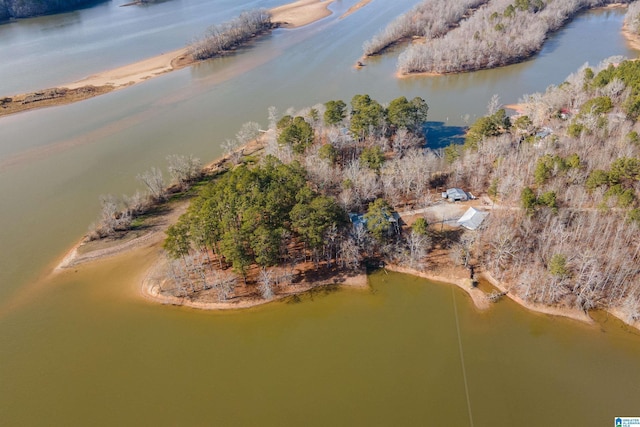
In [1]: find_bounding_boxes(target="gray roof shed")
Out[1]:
[446,188,469,201]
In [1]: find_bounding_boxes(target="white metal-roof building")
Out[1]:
[457,207,489,230]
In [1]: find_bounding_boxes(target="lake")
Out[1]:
[0,2,638,425]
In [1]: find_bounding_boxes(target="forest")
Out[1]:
[362,0,633,74]
[156,95,433,300]
[91,55,639,321]
[449,58,640,319]
[174,60,638,319]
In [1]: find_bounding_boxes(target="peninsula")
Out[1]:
[57,72,640,333]
[358,0,633,75]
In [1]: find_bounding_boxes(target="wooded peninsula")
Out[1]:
[49,2,640,331]
[64,52,640,330]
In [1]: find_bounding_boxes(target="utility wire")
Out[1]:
[452,287,474,427]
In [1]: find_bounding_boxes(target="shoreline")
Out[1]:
[270,0,335,29]
[0,0,339,119]
[140,254,369,311]
[384,264,490,311]
[480,271,594,324]
[482,271,640,332]
[53,135,267,272]
[622,22,640,50]
[52,134,640,326]
[340,0,371,19]
[43,1,640,323]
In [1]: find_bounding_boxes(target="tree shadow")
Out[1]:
[423,121,466,149]
[430,228,464,249]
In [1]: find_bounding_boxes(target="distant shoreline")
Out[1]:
[392,3,632,78]
[622,21,640,50]
[0,0,345,118]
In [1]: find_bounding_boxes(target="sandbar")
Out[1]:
[65,47,191,90]
[271,0,335,28]
[0,0,342,118]
[341,0,372,19]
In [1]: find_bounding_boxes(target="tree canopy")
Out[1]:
[324,100,347,126]
[278,115,314,154]
[350,94,386,138]
[387,96,429,133]
[364,198,394,241]
[165,156,347,276]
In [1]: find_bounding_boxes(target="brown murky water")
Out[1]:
[0,3,638,425]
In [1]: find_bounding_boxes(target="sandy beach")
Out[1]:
[65,48,192,90]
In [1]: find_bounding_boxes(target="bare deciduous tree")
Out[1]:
[137,167,166,202]
[258,268,275,300]
[405,230,431,268]
[167,154,202,189]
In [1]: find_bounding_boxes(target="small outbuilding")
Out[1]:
[443,188,469,202]
[349,213,366,230]
[457,207,489,231]
[535,127,553,139]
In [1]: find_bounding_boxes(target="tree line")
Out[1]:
[362,0,488,57]
[89,154,202,240]
[625,1,640,35]
[398,0,626,74]
[189,9,273,61]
